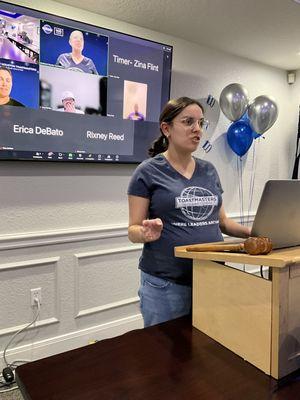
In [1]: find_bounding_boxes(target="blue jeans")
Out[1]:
[138,271,192,328]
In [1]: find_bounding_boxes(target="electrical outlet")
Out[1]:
[30,288,42,306]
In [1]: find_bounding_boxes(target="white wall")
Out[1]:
[0,0,298,367]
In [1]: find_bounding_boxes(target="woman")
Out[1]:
[128,97,251,327]
[56,30,98,74]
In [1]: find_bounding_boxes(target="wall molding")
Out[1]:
[0,314,143,370]
[74,245,142,318]
[0,213,255,251]
[0,317,59,337]
[0,224,129,250]
[76,297,140,318]
[0,256,60,335]
[0,256,60,271]
[228,212,255,224]
[74,244,142,259]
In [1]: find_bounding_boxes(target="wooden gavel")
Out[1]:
[186,237,273,255]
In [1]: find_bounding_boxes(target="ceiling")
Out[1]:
[55,0,300,71]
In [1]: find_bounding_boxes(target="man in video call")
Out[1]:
[56,30,98,74]
[61,90,84,114]
[0,67,25,107]
[127,103,145,121]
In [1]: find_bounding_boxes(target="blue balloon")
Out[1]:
[239,113,261,139]
[227,121,254,157]
[252,131,262,139]
[239,111,248,122]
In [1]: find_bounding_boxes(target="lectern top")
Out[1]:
[175,243,300,268]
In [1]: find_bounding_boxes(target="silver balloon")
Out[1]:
[248,95,278,134]
[219,83,249,122]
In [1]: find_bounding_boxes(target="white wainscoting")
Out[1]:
[0,224,130,250]
[0,223,143,369]
[0,256,60,337]
[0,215,254,368]
[74,245,141,318]
[0,314,143,371]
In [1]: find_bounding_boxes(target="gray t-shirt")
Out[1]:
[56,53,98,74]
[128,154,224,285]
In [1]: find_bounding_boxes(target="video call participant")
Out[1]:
[0,67,25,107]
[61,91,84,114]
[127,103,145,121]
[56,30,98,74]
[128,96,251,328]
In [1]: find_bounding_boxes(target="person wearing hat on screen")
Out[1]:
[61,90,84,114]
[56,30,98,75]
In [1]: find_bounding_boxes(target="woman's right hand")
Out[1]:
[141,218,163,242]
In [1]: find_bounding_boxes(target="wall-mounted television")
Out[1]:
[0,1,172,163]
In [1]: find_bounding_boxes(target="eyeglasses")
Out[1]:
[174,117,210,131]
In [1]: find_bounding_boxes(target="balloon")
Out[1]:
[240,112,261,139]
[248,95,278,134]
[252,131,262,140]
[239,111,249,122]
[219,83,249,122]
[227,121,254,157]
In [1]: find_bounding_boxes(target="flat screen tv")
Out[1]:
[0,1,172,163]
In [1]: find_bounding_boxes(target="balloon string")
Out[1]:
[247,139,257,226]
[237,157,241,225]
[237,156,244,225]
[241,157,244,226]
[238,157,246,273]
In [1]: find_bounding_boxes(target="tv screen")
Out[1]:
[0,1,172,163]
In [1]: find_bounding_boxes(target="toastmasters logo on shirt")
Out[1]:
[175,186,218,221]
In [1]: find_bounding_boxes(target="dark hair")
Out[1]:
[148,96,203,157]
[0,67,12,77]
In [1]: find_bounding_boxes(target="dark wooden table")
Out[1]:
[16,316,300,400]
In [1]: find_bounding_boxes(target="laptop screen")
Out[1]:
[251,180,300,249]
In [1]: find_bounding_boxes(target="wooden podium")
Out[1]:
[175,244,300,379]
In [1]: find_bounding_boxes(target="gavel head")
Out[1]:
[244,237,273,255]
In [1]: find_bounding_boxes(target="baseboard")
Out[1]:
[0,314,143,370]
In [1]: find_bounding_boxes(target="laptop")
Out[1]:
[251,180,300,249]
